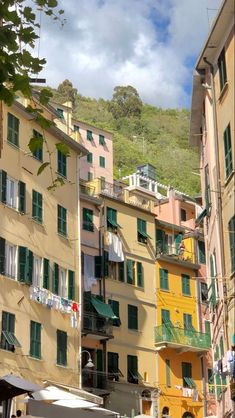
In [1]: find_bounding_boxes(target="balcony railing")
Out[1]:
[82,369,114,391]
[154,324,210,352]
[82,312,113,337]
[80,183,96,197]
[156,244,196,264]
[100,181,125,200]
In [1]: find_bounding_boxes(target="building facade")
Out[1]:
[190,0,235,416]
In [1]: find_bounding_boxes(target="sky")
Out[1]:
[37,0,222,108]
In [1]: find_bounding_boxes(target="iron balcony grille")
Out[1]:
[154,324,210,351]
[82,369,115,391]
[156,244,195,264]
[82,312,113,336]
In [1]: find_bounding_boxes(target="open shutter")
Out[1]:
[68,270,75,300]
[0,170,7,204]
[18,181,26,213]
[0,237,5,275]
[95,256,102,278]
[43,258,50,289]
[126,259,133,284]
[53,263,59,294]
[27,250,33,284]
[118,261,124,282]
[174,234,182,254]
[137,262,143,287]
[103,251,109,277]
[156,229,165,253]
[18,246,27,282]
[160,269,168,290]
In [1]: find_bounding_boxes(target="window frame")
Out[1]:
[99,134,105,146]
[181,274,191,296]
[33,254,43,287]
[99,156,105,168]
[180,208,187,222]
[1,311,21,351]
[137,218,149,244]
[218,48,227,91]
[198,240,206,264]
[87,153,93,164]
[127,355,139,384]
[6,176,18,209]
[87,130,93,141]
[5,241,17,279]
[108,300,121,327]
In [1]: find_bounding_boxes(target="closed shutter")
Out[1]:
[160,268,168,290]
[182,274,190,295]
[18,246,27,282]
[58,205,67,236]
[198,241,206,264]
[126,259,133,284]
[7,113,19,146]
[220,335,224,357]
[118,261,124,282]
[0,170,7,203]
[228,216,235,273]
[53,263,59,294]
[0,237,5,275]
[205,165,211,213]
[205,321,211,341]
[27,250,34,284]
[43,258,50,289]
[18,181,26,213]
[174,234,182,254]
[209,255,216,306]
[30,321,41,359]
[108,300,121,326]
[103,251,109,277]
[57,150,67,177]
[95,256,102,278]
[57,330,67,366]
[156,229,165,253]
[137,262,143,287]
[224,124,233,178]
[68,270,75,300]
[161,309,170,324]
[128,305,138,330]
[32,191,43,223]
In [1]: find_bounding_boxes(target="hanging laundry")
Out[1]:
[70,311,78,328]
[182,387,192,397]
[72,302,79,312]
[84,254,97,291]
[192,388,199,402]
[108,231,124,262]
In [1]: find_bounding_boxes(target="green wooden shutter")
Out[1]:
[87,153,93,163]
[219,335,224,357]
[118,261,124,282]
[209,255,216,306]
[0,170,7,204]
[30,321,41,358]
[166,359,171,387]
[205,165,211,213]
[218,48,227,90]
[68,270,75,300]
[32,191,43,223]
[0,237,5,275]
[108,300,121,326]
[175,234,182,255]
[137,262,143,287]
[83,208,93,231]
[99,156,105,167]
[57,150,67,177]
[160,268,168,290]
[32,130,43,161]
[126,259,133,284]
[205,321,211,341]
[43,258,50,289]
[8,113,19,146]
[18,181,26,213]
[156,229,165,253]
[127,355,138,383]
[27,249,33,284]
[57,330,67,366]
[182,274,190,295]
[161,309,170,324]
[58,205,67,236]
[108,352,119,374]
[198,241,206,264]
[128,305,138,330]
[182,362,192,387]
[228,216,235,273]
[224,124,233,178]
[18,246,27,282]
[53,263,59,294]
[95,256,102,278]
[103,251,109,277]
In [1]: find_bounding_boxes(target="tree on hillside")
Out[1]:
[108,85,143,119]
[57,79,77,107]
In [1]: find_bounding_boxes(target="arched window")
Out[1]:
[182,413,194,418]
[162,406,169,417]
[141,389,151,398]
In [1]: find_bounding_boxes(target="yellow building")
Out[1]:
[0,97,87,390]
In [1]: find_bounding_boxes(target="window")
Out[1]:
[161,309,170,325]
[43,258,50,290]
[83,208,94,232]
[5,242,17,279]
[107,207,120,230]
[87,130,93,141]
[99,134,105,145]
[127,355,138,384]
[57,108,64,119]
[87,172,93,181]
[33,255,42,287]
[205,164,211,213]
[53,263,59,294]
[0,311,21,351]
[200,282,208,302]
[57,150,67,178]
[57,205,67,236]
[137,218,149,243]
[198,241,206,264]
[58,267,67,298]
[32,130,43,162]
[126,259,134,284]
[68,270,75,300]
[160,269,169,290]
[118,262,124,282]
[218,48,227,91]
[228,215,235,273]
[6,176,17,208]
[74,125,79,132]
[30,321,41,359]
[108,352,119,381]
[182,362,195,388]
[224,124,233,178]
[108,300,121,326]
[7,113,19,147]
[208,368,215,394]
[87,153,93,163]
[57,329,67,366]
[128,305,138,330]
[99,156,105,168]
[166,359,171,387]
[32,190,43,223]
[137,262,143,288]
[181,208,186,221]
[18,247,33,284]
[182,274,190,296]
[183,314,193,335]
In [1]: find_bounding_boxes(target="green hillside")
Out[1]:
[49,82,200,196]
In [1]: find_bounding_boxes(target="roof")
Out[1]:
[71,118,113,137]
[12,101,88,156]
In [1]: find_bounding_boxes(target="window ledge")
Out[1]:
[28,355,43,362]
[160,288,170,292]
[7,140,19,150]
[56,363,67,368]
[57,232,68,240]
[182,294,192,298]
[224,170,234,188]
[31,155,43,163]
[55,172,68,181]
[218,81,228,103]
[32,218,44,227]
[128,329,140,334]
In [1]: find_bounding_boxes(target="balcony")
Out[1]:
[82,312,113,340]
[156,244,199,269]
[82,369,114,394]
[154,324,210,353]
[100,180,125,201]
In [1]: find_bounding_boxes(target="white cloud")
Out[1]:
[37,0,222,108]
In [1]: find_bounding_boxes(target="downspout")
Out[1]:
[203,57,229,350]
[77,155,82,388]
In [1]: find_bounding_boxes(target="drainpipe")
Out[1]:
[203,57,229,350]
[77,155,82,388]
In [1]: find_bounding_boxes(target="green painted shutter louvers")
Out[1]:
[126,259,133,284]
[0,237,5,275]
[18,181,26,213]
[0,170,7,204]
[43,258,50,289]
[103,251,109,277]
[160,269,168,290]
[137,262,143,287]
[68,270,75,300]
[53,263,59,295]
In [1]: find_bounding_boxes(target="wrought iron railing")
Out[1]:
[156,244,195,263]
[80,182,96,197]
[82,369,114,391]
[83,312,113,336]
[154,324,210,350]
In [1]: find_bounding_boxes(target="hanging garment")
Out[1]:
[182,387,192,397]
[192,389,199,402]
[84,254,97,291]
[70,312,78,328]
[108,231,124,262]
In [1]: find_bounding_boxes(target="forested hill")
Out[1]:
[48,80,200,196]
